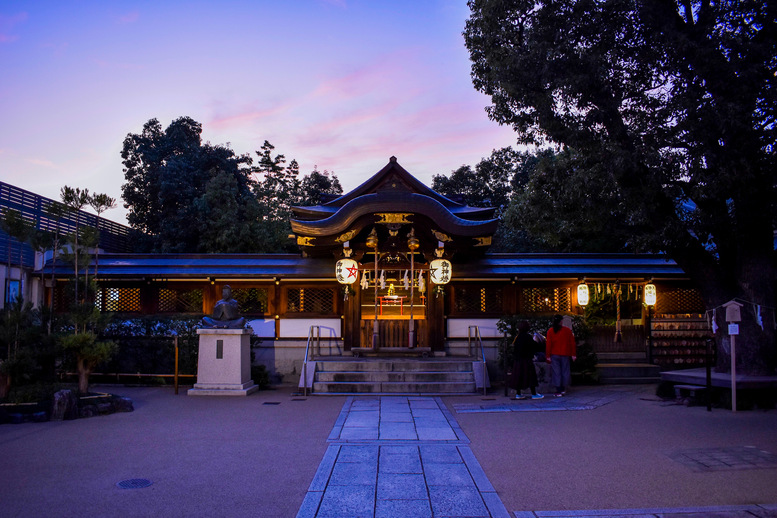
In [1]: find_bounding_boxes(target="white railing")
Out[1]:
[468,325,487,396]
[301,325,321,397]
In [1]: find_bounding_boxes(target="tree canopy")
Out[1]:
[465,0,776,373]
[121,117,260,253]
[121,118,342,254]
[432,147,550,252]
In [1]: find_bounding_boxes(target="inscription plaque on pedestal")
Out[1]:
[188,329,258,396]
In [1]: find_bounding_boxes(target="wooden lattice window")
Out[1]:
[97,287,141,312]
[655,288,706,315]
[522,287,571,314]
[454,286,503,314]
[232,287,269,315]
[158,288,203,313]
[286,288,334,314]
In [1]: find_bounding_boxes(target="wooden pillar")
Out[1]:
[343,279,361,351]
[427,284,446,353]
[273,279,281,338]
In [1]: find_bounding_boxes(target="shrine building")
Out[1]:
[16,158,712,392]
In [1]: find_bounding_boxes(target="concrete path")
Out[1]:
[448,385,777,518]
[2,384,776,518]
[296,396,510,517]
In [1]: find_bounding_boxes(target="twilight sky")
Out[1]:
[0,1,518,225]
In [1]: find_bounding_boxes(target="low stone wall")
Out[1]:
[0,389,134,424]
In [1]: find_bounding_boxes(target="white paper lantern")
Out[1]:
[644,283,657,306]
[577,283,589,306]
[336,258,359,284]
[429,259,452,285]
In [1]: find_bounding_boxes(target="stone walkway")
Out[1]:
[296,396,510,518]
[453,387,630,413]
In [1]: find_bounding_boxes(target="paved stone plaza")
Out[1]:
[1,384,776,517]
[296,392,777,518]
[297,396,509,517]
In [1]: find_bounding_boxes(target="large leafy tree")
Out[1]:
[432,147,521,213]
[432,147,551,251]
[252,142,344,251]
[121,117,261,253]
[503,149,634,253]
[252,140,301,252]
[465,0,776,373]
[298,167,343,206]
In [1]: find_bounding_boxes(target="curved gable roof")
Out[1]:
[291,157,496,221]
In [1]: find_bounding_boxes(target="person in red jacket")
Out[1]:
[545,314,576,397]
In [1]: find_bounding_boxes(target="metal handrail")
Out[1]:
[302,325,321,397]
[468,325,487,396]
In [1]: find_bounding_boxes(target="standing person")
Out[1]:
[545,314,576,397]
[511,321,543,400]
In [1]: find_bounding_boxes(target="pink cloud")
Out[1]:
[93,58,144,70]
[118,11,139,24]
[310,49,427,102]
[25,157,57,168]
[0,12,28,43]
[318,0,347,7]
[209,100,296,130]
[209,48,430,135]
[40,41,69,56]
[295,97,408,145]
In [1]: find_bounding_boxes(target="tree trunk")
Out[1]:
[693,254,776,376]
[673,234,776,376]
[77,358,90,394]
[0,371,10,399]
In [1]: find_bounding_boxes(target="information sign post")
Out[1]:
[723,300,743,412]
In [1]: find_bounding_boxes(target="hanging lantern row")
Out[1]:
[576,281,657,307]
[337,260,453,286]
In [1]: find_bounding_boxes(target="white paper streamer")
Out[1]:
[711,308,719,334]
[755,304,763,330]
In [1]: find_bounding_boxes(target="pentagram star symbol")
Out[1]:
[346,264,358,279]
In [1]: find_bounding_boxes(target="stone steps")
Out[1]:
[316,371,474,383]
[311,359,478,394]
[597,362,661,384]
[596,351,648,363]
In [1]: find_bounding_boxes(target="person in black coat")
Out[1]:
[510,321,544,400]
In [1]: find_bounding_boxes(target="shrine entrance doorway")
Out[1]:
[357,266,429,352]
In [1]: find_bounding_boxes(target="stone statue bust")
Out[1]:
[201,285,246,329]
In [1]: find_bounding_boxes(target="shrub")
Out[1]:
[251,364,271,390]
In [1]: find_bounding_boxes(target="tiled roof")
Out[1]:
[40,252,686,281]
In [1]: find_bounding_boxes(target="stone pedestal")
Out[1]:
[188,329,258,396]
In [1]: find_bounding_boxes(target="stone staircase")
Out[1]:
[596,352,662,384]
[310,359,479,394]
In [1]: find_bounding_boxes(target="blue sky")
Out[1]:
[0,1,518,224]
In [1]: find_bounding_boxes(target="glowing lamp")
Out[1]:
[644,283,657,306]
[429,258,452,285]
[336,258,359,284]
[577,283,589,306]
